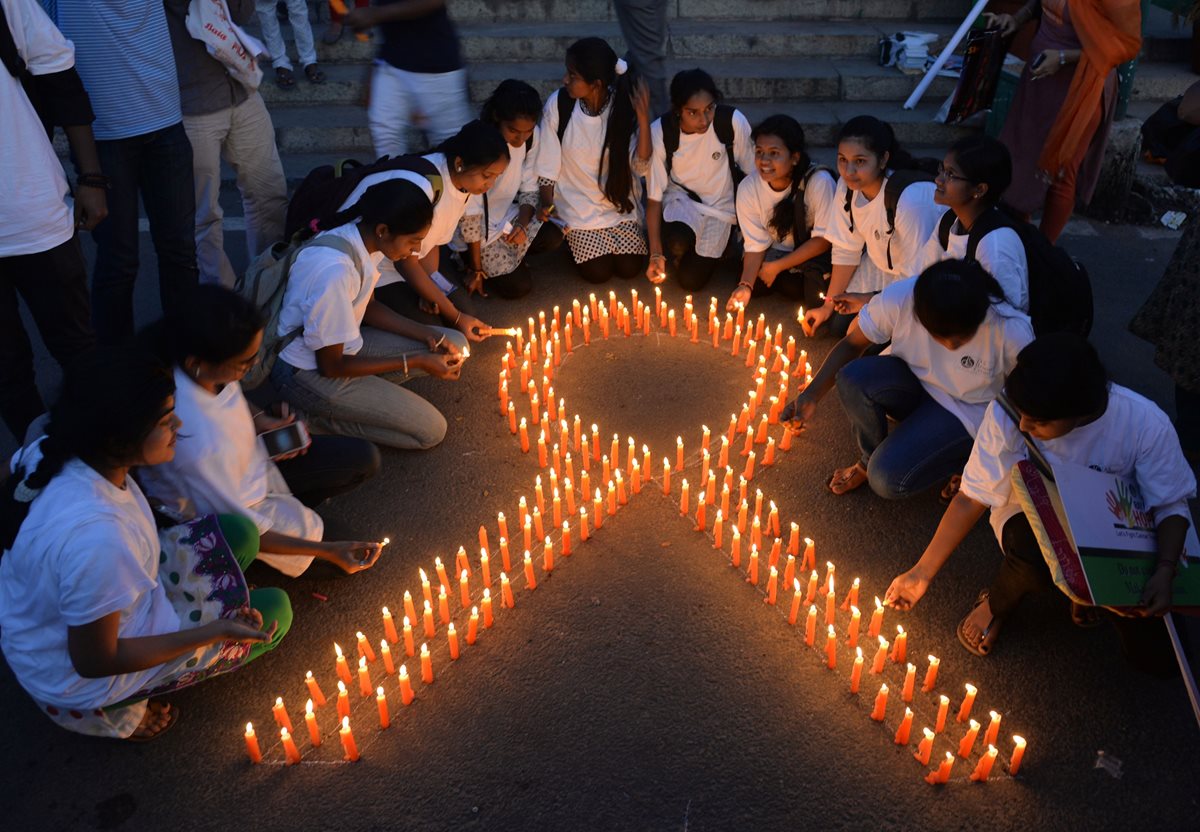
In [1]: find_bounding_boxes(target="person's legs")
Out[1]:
[527,220,564,255]
[368,62,414,158]
[1109,613,1178,677]
[486,262,534,299]
[612,253,645,280]
[138,123,200,319]
[414,68,472,147]
[613,0,669,116]
[245,587,292,661]
[0,263,42,439]
[576,254,616,284]
[834,355,928,466]
[676,250,720,291]
[218,513,262,573]
[91,136,143,344]
[986,513,1054,619]
[864,396,974,499]
[273,434,382,506]
[224,93,288,265]
[285,0,319,68]
[182,107,235,286]
[255,0,293,71]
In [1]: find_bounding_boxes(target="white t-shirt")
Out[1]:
[916,213,1030,314]
[473,130,539,245]
[825,176,943,279]
[858,277,1034,436]
[0,447,177,710]
[136,369,323,576]
[416,152,477,260]
[0,0,75,257]
[536,89,642,231]
[737,167,836,254]
[277,223,384,372]
[962,385,1197,542]
[647,110,753,211]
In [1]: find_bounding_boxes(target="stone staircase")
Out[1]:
[235,1,1195,186]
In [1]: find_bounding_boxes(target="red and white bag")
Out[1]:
[185,0,266,91]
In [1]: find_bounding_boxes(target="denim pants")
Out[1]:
[255,0,317,71]
[0,234,94,439]
[183,93,288,287]
[91,122,199,344]
[835,355,974,499]
[271,326,468,449]
[613,0,669,116]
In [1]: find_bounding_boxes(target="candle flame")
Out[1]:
[403,616,410,626]
[438,585,447,598]
[359,656,366,669]
[356,631,366,640]
[306,670,314,679]
[419,568,428,582]
[343,716,351,730]
[794,579,801,591]
[875,596,883,610]
[381,537,390,547]
[461,569,469,580]
[246,722,254,733]
[377,685,385,697]
[306,699,314,714]
[851,605,860,616]
[334,643,344,658]
[965,683,978,694]
[338,681,347,692]
[1013,735,1026,747]
[275,696,283,707]
[896,625,905,635]
[856,647,863,659]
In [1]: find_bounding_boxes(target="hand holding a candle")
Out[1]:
[778,392,817,433]
[883,567,931,611]
[320,541,386,574]
[829,292,872,316]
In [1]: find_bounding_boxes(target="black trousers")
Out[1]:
[274,434,381,507]
[0,234,95,440]
[576,253,644,284]
[662,221,721,291]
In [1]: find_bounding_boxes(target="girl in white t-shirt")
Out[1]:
[0,349,297,740]
[917,134,1030,314]
[460,80,563,300]
[783,259,1033,499]
[645,69,753,291]
[374,120,509,342]
[885,335,1195,668]
[811,116,944,334]
[138,285,384,578]
[537,37,653,285]
[271,178,471,451]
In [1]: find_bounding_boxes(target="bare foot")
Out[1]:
[128,701,176,741]
[828,462,868,495]
[960,597,1003,655]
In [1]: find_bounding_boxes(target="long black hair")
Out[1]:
[481,79,543,128]
[751,114,812,244]
[0,348,175,551]
[669,68,722,114]
[947,134,1012,207]
[142,284,265,369]
[436,119,510,173]
[1005,333,1109,421]
[565,37,640,214]
[321,178,436,235]
[913,259,1006,340]
[837,115,918,172]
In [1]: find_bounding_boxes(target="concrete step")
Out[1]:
[1129,60,1197,103]
[259,57,961,107]
[445,0,969,23]
[265,98,970,154]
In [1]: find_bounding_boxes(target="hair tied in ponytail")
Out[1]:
[614,57,629,75]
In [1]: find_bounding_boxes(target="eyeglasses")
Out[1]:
[936,163,972,183]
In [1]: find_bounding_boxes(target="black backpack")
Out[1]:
[284,154,444,241]
[936,208,1094,337]
[843,166,937,271]
[660,104,745,203]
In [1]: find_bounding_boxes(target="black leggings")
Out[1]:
[274,434,381,507]
[662,221,721,291]
[576,253,645,284]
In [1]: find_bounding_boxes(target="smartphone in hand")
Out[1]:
[261,422,311,460]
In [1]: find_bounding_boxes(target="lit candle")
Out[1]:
[870,683,889,721]
[334,643,352,685]
[983,711,1002,747]
[397,664,415,706]
[805,604,817,646]
[499,536,512,572]
[423,600,436,638]
[339,716,359,761]
[730,526,741,567]
[782,553,795,588]
[543,535,555,573]
[564,478,576,516]
[680,479,689,515]
[868,597,884,639]
[750,515,761,551]
[742,450,755,481]
[459,569,471,609]
[244,722,262,763]
[438,585,450,625]
[607,480,617,516]
[695,499,707,532]
[580,507,590,541]
[375,685,391,730]
[779,425,794,452]
[381,640,395,676]
[500,572,515,608]
[447,622,460,660]
[523,551,538,590]
[435,556,451,590]
[356,631,376,664]
[901,663,917,703]
[537,431,547,467]
[922,655,940,693]
[747,545,758,585]
[713,510,724,548]
[357,656,372,697]
[676,436,684,471]
[802,537,815,571]
[840,577,860,612]
[825,624,837,669]
[957,718,982,760]
[762,437,776,466]
[957,683,978,724]
[305,699,321,746]
[970,744,999,782]
[592,488,603,529]
[533,506,544,541]
[914,727,935,765]
[925,752,955,785]
[336,680,350,719]
[403,590,418,626]
[481,590,494,628]
[825,577,836,627]
[847,606,861,649]
[788,579,802,625]
[523,514,533,551]
[805,570,819,605]
[281,726,301,765]
[273,696,293,733]
[305,670,327,707]
[935,695,950,734]
[402,616,415,657]
[891,625,907,664]
[420,643,433,684]
[381,606,399,645]
[871,637,889,674]
[464,606,479,646]
[562,521,572,556]
[850,647,864,693]
[480,549,492,588]
[764,565,777,604]
[894,707,914,745]
[1008,735,1027,775]
[631,460,642,494]
[719,435,730,469]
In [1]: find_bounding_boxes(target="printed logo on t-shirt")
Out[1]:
[712,151,722,160]
[960,356,976,369]
[958,354,997,376]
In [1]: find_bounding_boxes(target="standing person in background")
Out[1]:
[54,0,199,345]
[164,0,288,288]
[345,0,471,157]
[255,0,325,89]
[987,0,1141,243]
[613,0,669,117]
[323,0,367,44]
[0,0,102,443]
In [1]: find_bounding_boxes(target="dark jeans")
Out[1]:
[835,355,974,499]
[989,513,1178,676]
[662,221,721,291]
[1176,383,1199,457]
[576,253,644,284]
[91,122,199,345]
[0,234,94,439]
[274,434,381,507]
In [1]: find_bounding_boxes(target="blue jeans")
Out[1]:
[835,355,974,499]
[91,122,199,344]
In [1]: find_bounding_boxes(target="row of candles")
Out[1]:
[242,290,1026,784]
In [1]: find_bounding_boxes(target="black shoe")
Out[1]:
[276,1,288,22]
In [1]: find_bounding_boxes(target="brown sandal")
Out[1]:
[957,590,1003,657]
[274,67,296,89]
[828,462,868,495]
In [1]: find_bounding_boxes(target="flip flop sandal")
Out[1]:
[125,703,179,743]
[1070,601,1103,628]
[304,64,327,84]
[827,463,868,496]
[957,589,1001,657]
[274,67,296,89]
[939,474,963,505]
